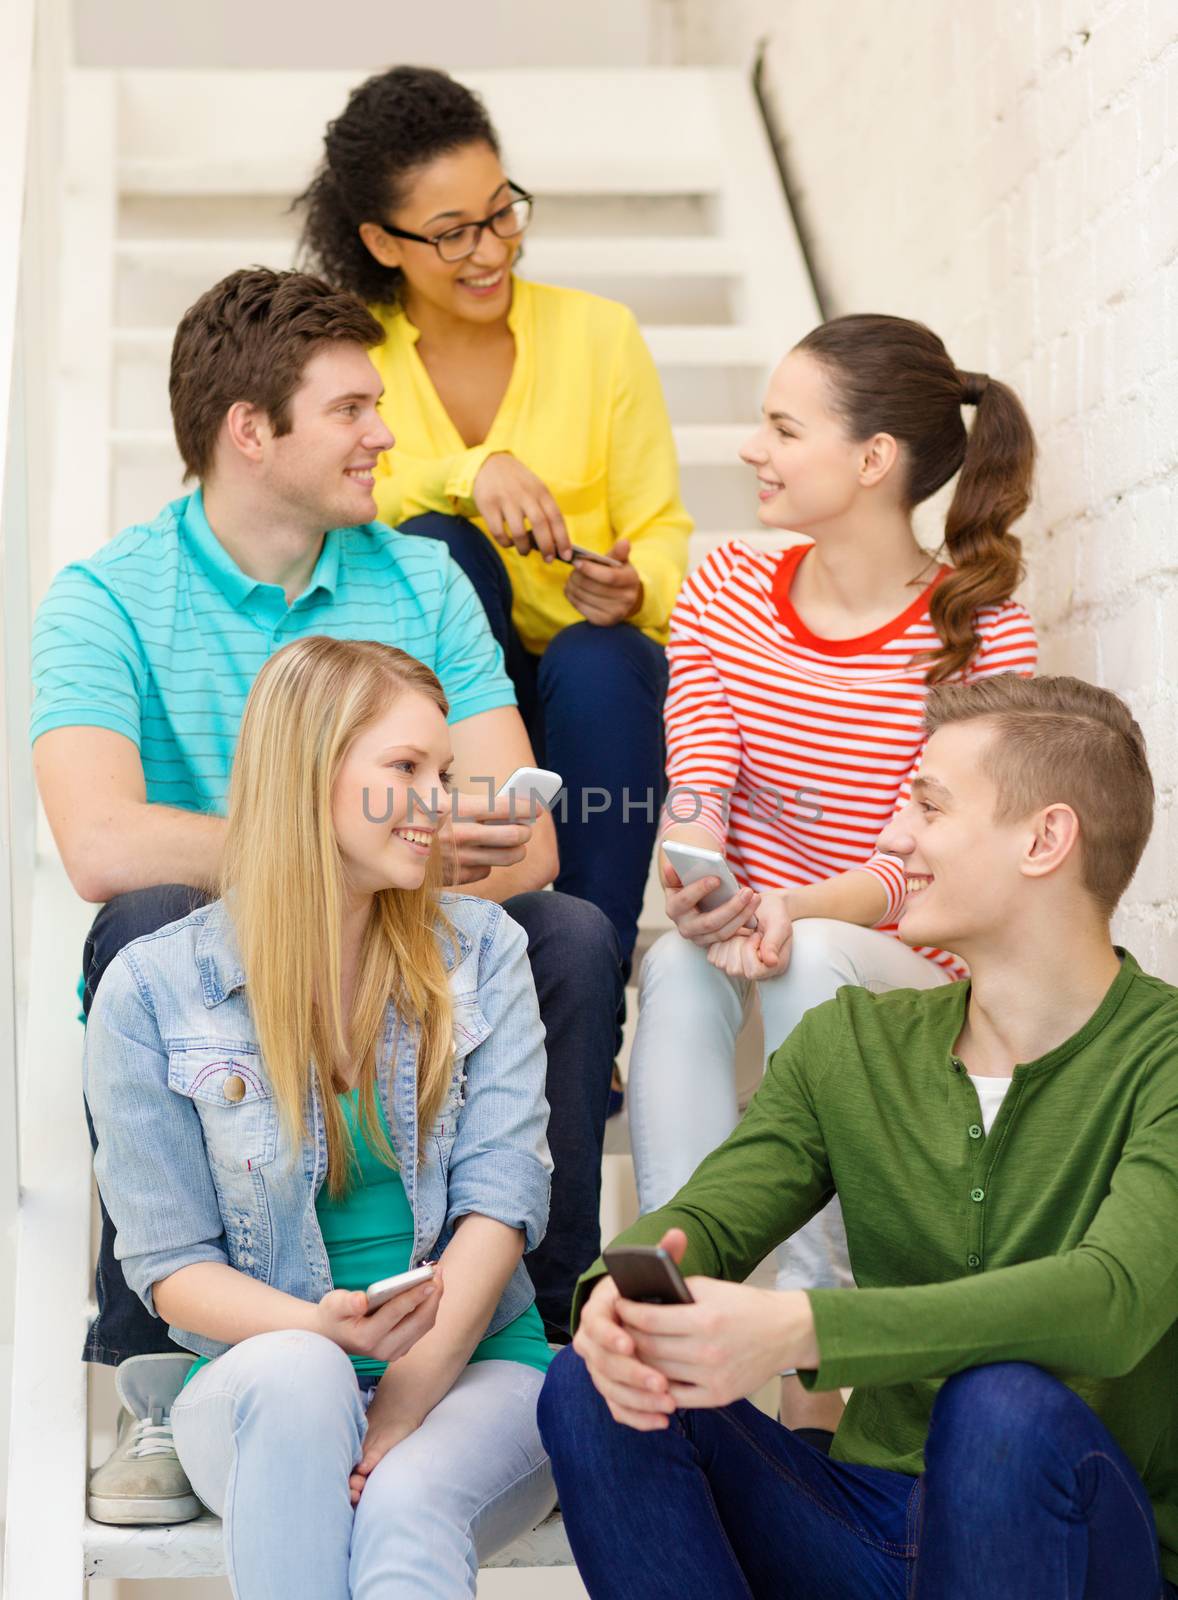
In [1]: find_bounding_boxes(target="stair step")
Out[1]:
[114,321,767,368]
[112,422,751,467]
[113,235,744,278]
[115,68,733,199]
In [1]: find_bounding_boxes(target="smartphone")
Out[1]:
[555,544,625,568]
[494,765,564,813]
[603,1245,694,1306]
[661,840,753,920]
[365,1263,435,1313]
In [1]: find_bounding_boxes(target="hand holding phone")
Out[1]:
[314,1267,440,1364]
[603,1245,694,1306]
[364,1262,436,1313]
[661,841,759,940]
[493,765,563,818]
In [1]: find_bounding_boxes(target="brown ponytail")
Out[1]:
[795,315,1037,683]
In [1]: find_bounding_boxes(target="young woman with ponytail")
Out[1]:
[626,314,1038,1436]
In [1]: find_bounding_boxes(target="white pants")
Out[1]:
[171,1330,555,1599]
[627,918,950,1289]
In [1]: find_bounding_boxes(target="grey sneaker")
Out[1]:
[87,1353,202,1525]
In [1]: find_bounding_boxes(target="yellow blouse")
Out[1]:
[370,277,692,653]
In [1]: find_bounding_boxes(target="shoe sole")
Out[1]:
[87,1492,203,1525]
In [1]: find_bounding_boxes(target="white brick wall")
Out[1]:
[674,0,1178,970]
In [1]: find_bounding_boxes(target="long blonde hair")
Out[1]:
[222,636,455,1194]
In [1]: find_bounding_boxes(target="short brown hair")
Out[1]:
[169,267,385,480]
[924,674,1154,916]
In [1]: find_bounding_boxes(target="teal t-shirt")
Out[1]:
[186,1088,551,1388]
[30,488,514,812]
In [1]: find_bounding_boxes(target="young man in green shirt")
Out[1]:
[539,672,1178,1598]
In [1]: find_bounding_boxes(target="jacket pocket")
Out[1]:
[451,996,491,1063]
[167,1044,279,1174]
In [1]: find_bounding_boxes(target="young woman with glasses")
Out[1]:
[298,67,692,1009]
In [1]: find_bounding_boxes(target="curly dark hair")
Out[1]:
[295,65,501,307]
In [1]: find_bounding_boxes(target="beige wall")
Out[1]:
[72,0,670,68]
[676,0,1178,973]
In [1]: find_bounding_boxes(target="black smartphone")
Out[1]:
[603,1245,694,1305]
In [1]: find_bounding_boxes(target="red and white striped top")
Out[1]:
[662,540,1038,980]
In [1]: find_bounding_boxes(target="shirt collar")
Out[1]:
[180,487,341,610]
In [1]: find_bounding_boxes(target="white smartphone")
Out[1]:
[661,840,755,922]
[494,765,564,813]
[365,1263,435,1313]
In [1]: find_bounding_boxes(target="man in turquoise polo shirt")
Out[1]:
[32,268,623,1522]
[540,674,1178,1598]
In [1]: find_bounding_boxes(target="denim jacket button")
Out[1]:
[223,1074,246,1103]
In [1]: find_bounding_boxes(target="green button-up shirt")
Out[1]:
[577,951,1178,1580]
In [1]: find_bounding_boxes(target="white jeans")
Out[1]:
[627,918,950,1289]
[170,1330,555,1599]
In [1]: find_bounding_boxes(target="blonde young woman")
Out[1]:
[84,638,556,1598]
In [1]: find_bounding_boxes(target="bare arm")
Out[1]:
[34,726,224,903]
[348,1214,527,1500]
[448,706,559,901]
[784,871,889,927]
[153,1260,441,1365]
[368,1215,524,1422]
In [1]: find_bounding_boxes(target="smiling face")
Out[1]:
[739,349,899,531]
[362,140,521,326]
[262,341,394,530]
[877,720,1035,956]
[331,689,453,897]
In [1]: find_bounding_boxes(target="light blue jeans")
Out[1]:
[627,919,950,1290]
[170,1330,555,1599]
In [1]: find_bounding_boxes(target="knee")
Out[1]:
[783,918,861,993]
[231,1331,360,1441]
[637,930,712,1001]
[539,622,666,698]
[927,1363,1076,1481]
[399,511,482,550]
[507,891,622,987]
[537,1346,604,1463]
[90,884,208,950]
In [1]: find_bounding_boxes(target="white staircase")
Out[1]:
[12,62,819,1596]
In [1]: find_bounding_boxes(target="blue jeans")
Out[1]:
[171,1333,554,1598]
[402,513,669,974]
[538,1350,1176,1599]
[82,884,622,1363]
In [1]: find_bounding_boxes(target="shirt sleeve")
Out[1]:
[805,1048,1178,1391]
[848,598,1040,922]
[571,1000,839,1328]
[659,550,744,844]
[444,909,553,1252]
[30,564,146,746]
[374,444,503,528]
[431,551,517,724]
[84,954,230,1314]
[603,308,692,635]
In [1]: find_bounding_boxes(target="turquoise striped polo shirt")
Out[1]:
[30,490,514,812]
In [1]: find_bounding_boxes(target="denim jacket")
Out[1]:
[84,894,552,1360]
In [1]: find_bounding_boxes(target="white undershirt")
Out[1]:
[968,1073,1014,1135]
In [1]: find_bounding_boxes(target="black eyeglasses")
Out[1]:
[377,181,534,263]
